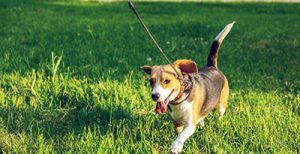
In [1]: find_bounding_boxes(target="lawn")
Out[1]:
[0,0,299,153]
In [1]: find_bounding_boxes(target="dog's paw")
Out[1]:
[198,119,204,127]
[171,140,184,154]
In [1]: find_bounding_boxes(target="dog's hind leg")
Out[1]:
[216,77,229,119]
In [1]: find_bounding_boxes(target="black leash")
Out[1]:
[128,1,183,81]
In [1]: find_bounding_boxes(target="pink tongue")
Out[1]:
[155,101,167,114]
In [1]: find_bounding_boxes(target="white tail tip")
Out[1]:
[214,21,236,43]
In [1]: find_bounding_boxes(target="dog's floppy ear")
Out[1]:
[173,59,198,74]
[140,65,152,74]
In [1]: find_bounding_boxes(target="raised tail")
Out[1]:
[207,21,235,68]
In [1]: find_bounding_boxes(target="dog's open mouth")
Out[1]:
[155,90,174,115]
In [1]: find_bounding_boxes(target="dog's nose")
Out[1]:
[151,93,160,101]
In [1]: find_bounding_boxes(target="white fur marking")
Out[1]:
[198,119,204,127]
[219,106,226,116]
[169,101,193,125]
[214,21,235,43]
[171,125,195,153]
[169,101,195,153]
[151,78,172,102]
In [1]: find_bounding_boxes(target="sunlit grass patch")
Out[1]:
[0,0,299,152]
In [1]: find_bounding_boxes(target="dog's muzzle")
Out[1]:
[155,89,174,115]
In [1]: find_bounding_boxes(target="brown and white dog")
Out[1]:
[141,22,235,153]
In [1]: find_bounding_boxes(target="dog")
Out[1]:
[141,22,235,153]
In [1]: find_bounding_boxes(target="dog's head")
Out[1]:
[141,59,198,114]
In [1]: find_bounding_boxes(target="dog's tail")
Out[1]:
[207,21,235,68]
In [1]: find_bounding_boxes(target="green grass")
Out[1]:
[0,0,300,153]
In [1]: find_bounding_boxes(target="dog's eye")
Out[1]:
[164,79,171,84]
[149,79,154,85]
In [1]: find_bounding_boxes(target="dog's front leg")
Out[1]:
[171,124,195,154]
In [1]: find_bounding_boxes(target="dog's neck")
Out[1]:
[170,74,193,105]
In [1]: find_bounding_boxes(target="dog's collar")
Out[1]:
[169,74,193,105]
[172,83,185,102]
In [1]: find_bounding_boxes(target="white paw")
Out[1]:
[198,119,204,127]
[171,140,184,154]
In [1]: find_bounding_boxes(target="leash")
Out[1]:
[128,0,191,107]
[128,0,183,81]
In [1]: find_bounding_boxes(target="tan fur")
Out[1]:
[141,21,235,153]
[190,77,229,126]
[192,86,206,125]
[145,61,229,126]
[161,71,179,90]
[173,59,198,74]
[149,65,181,92]
[142,60,230,154]
[173,120,183,134]
[216,77,229,117]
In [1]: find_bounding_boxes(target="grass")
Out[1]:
[0,0,299,153]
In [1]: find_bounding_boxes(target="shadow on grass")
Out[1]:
[0,96,134,140]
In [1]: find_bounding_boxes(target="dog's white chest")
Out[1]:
[169,101,193,125]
